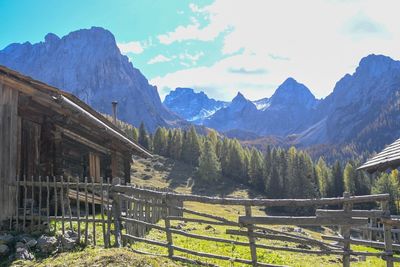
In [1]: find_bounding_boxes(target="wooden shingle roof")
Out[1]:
[358,138,400,173]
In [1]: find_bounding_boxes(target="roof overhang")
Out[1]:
[358,138,400,173]
[0,65,152,158]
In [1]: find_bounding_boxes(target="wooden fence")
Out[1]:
[9,176,400,267]
[113,186,399,267]
[10,176,174,247]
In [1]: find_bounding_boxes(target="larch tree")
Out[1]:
[197,139,221,182]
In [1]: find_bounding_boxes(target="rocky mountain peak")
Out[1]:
[44,33,60,44]
[163,87,227,124]
[356,54,399,77]
[0,27,182,131]
[270,78,316,108]
[232,92,247,103]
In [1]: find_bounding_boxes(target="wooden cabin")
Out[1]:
[0,65,152,224]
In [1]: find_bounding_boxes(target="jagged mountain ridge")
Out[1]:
[0,27,183,131]
[163,87,227,124]
[202,78,319,137]
[295,54,400,149]
[164,78,319,137]
[164,54,400,159]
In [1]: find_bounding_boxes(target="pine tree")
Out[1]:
[343,162,356,194]
[372,170,400,213]
[138,122,150,149]
[170,129,183,160]
[219,138,230,176]
[166,129,173,157]
[227,139,246,182]
[315,157,331,197]
[266,165,281,198]
[331,161,344,197]
[197,139,221,182]
[249,149,264,188]
[153,127,167,155]
[181,126,201,166]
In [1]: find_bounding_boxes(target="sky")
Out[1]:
[1,0,400,101]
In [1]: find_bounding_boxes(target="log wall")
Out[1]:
[0,84,18,223]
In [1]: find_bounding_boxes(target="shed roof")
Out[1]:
[358,138,400,173]
[0,65,152,158]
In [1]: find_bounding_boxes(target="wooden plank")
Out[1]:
[60,176,65,235]
[239,216,368,226]
[245,206,258,267]
[92,178,96,246]
[321,235,400,252]
[84,177,89,245]
[100,178,106,248]
[122,233,168,247]
[163,196,174,257]
[0,84,18,223]
[383,201,394,267]
[76,178,81,244]
[341,192,352,267]
[167,216,238,226]
[316,209,385,218]
[113,186,389,206]
[58,126,110,154]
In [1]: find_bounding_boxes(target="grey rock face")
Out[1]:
[0,244,9,255]
[163,87,227,124]
[60,230,78,251]
[0,233,14,245]
[296,54,400,148]
[0,27,182,131]
[15,247,35,260]
[37,235,58,254]
[204,79,318,136]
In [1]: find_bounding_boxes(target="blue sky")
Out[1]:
[1,0,400,101]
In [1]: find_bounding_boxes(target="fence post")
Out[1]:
[111,178,122,247]
[163,193,174,258]
[245,205,258,267]
[382,200,393,267]
[342,192,352,267]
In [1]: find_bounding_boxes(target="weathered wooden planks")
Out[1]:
[0,84,18,224]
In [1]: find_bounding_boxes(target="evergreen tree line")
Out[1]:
[127,122,400,214]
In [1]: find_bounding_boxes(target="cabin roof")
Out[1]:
[0,65,152,158]
[358,138,400,173]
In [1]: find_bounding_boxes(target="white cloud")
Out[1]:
[153,0,400,100]
[148,54,172,64]
[152,53,282,101]
[179,51,204,65]
[157,3,230,45]
[117,41,144,54]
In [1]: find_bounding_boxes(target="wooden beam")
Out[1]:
[239,216,368,226]
[56,126,110,154]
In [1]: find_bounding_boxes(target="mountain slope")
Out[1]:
[0,27,182,131]
[204,78,318,136]
[163,87,227,124]
[296,54,400,149]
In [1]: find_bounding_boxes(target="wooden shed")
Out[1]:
[0,65,152,224]
[358,138,400,173]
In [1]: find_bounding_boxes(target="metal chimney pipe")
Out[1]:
[112,101,118,124]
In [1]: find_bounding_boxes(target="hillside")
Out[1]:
[131,154,259,198]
